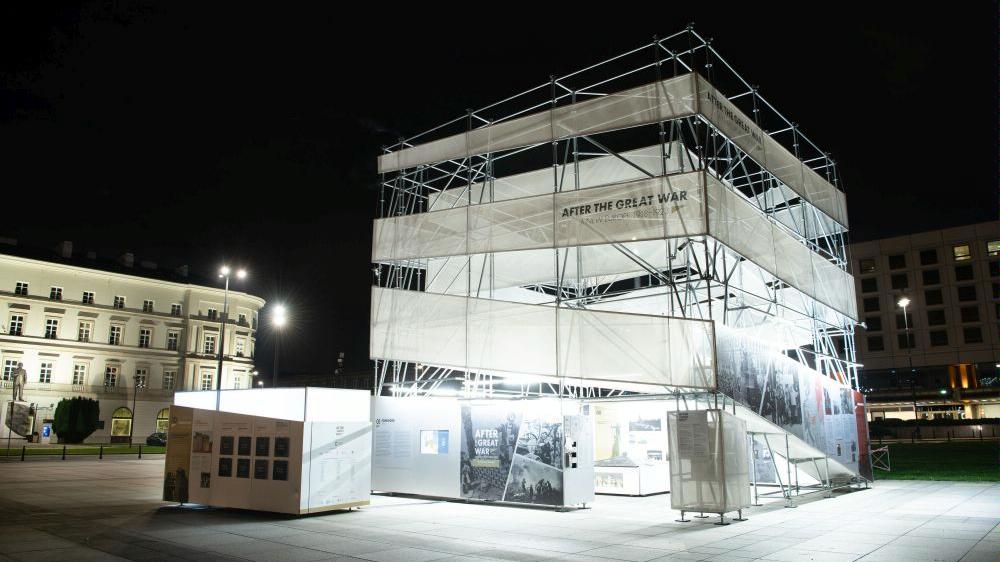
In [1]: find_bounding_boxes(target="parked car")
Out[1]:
[146,432,167,446]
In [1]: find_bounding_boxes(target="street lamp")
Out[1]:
[216,266,247,410]
[129,373,145,448]
[897,296,917,422]
[271,305,287,388]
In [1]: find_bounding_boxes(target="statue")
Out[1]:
[11,362,26,402]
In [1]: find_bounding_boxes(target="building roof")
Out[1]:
[0,238,251,295]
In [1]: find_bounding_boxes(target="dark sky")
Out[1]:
[2,5,995,374]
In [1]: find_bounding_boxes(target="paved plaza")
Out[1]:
[0,457,995,562]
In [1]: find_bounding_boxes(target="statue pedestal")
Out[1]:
[5,401,33,437]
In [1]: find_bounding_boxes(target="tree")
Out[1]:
[53,397,100,443]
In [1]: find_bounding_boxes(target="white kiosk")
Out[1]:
[164,388,371,515]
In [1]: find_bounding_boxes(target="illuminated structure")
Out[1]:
[370,28,869,502]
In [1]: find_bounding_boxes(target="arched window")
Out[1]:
[156,408,170,433]
[110,407,132,439]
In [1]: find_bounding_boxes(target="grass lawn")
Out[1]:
[874,441,998,482]
[0,445,166,456]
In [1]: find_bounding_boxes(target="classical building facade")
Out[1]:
[0,246,265,442]
[852,221,999,420]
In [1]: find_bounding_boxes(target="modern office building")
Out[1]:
[0,241,265,442]
[852,221,999,420]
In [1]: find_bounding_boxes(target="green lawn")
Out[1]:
[874,441,998,482]
[0,445,165,456]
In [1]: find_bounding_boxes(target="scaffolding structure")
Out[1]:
[372,27,858,404]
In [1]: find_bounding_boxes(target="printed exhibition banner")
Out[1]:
[163,405,193,502]
[460,403,565,506]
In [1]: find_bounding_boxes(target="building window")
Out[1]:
[895,313,915,330]
[927,309,946,326]
[922,269,940,286]
[954,264,974,281]
[44,318,59,339]
[897,333,916,349]
[113,295,126,309]
[207,308,218,320]
[104,366,119,387]
[134,368,148,389]
[156,408,170,432]
[171,303,182,316]
[865,316,882,332]
[73,364,88,385]
[14,282,28,296]
[957,285,977,302]
[39,362,52,383]
[863,297,880,312]
[110,407,132,437]
[2,359,17,381]
[888,254,906,269]
[953,244,971,261]
[990,261,999,278]
[82,291,95,304]
[890,274,909,290]
[235,338,245,357]
[929,330,948,347]
[252,312,258,329]
[859,259,876,273]
[960,306,980,323]
[233,371,244,389]
[49,287,63,300]
[963,327,983,344]
[204,334,216,354]
[919,249,938,265]
[861,278,878,293]
[200,371,213,391]
[108,325,122,345]
[924,288,943,306]
[867,336,884,351]
[162,370,176,390]
[167,331,179,351]
[238,313,247,326]
[138,328,151,348]
[987,241,999,256]
[78,321,93,342]
[143,300,154,313]
[8,314,24,336]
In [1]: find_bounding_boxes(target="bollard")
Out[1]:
[61,445,66,460]
[979,430,983,441]
[138,444,142,459]
[947,431,951,442]
[99,444,103,459]
[20,446,25,461]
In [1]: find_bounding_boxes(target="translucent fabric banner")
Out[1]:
[378,74,699,173]
[667,410,751,514]
[695,76,848,227]
[370,286,716,389]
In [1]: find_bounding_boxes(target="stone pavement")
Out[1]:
[0,457,995,562]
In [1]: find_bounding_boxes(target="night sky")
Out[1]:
[2,5,995,374]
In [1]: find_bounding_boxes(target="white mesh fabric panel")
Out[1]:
[372,208,468,261]
[557,307,715,389]
[379,75,698,174]
[466,297,557,377]
[707,179,778,275]
[370,287,467,369]
[772,229,815,299]
[721,413,751,512]
[468,194,554,254]
[555,174,706,248]
[370,287,716,389]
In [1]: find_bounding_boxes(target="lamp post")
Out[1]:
[271,305,287,388]
[129,373,145,448]
[216,266,247,410]
[898,297,917,421]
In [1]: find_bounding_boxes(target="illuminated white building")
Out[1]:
[0,243,264,442]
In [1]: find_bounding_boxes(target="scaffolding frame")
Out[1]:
[373,27,858,402]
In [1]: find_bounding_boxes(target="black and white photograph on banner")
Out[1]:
[504,454,563,506]
[514,419,563,468]
[460,404,521,501]
[750,437,777,484]
[628,417,662,432]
